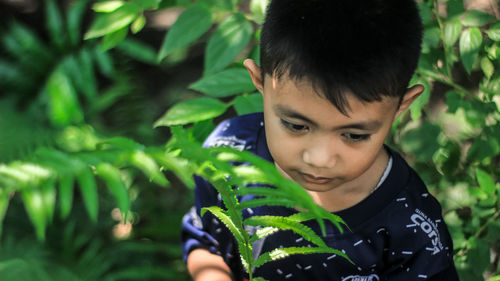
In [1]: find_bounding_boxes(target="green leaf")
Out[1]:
[409,78,430,120]
[92,1,125,12]
[154,97,228,126]
[446,0,465,18]
[487,275,500,281]
[233,93,263,115]
[486,22,500,41]
[129,150,169,186]
[459,27,482,74]
[46,0,65,48]
[0,189,9,237]
[400,121,441,162]
[76,167,99,222]
[131,14,146,34]
[462,10,495,27]
[254,246,350,268]
[444,19,462,48]
[98,137,144,150]
[45,68,84,126]
[204,13,253,74]
[475,168,496,195]
[101,27,128,51]
[132,0,161,9]
[467,136,500,162]
[467,237,490,276]
[201,206,245,245]
[250,0,268,24]
[244,215,327,248]
[96,163,130,217]
[116,38,158,64]
[85,3,139,39]
[58,173,74,219]
[41,180,56,224]
[189,68,255,97]
[158,5,213,60]
[67,0,89,45]
[480,57,494,79]
[22,188,47,240]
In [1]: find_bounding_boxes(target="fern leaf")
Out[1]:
[75,167,99,222]
[95,163,130,219]
[201,206,245,246]
[249,226,279,242]
[244,215,327,248]
[0,188,10,237]
[237,198,296,210]
[22,188,47,240]
[129,150,169,187]
[58,173,74,219]
[254,246,351,268]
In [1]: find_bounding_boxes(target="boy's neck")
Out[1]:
[306,147,390,213]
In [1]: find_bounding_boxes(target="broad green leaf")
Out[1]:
[467,237,490,276]
[189,68,255,97]
[444,19,462,48]
[46,0,65,48]
[154,97,228,126]
[459,27,482,74]
[45,68,84,126]
[96,163,130,216]
[76,167,99,222]
[92,1,125,12]
[101,27,128,51]
[417,2,432,26]
[422,27,441,51]
[467,136,500,162]
[67,0,88,45]
[475,168,496,195]
[486,22,500,41]
[250,0,268,24]
[462,10,495,27]
[233,93,263,115]
[204,13,253,74]
[400,121,441,162]
[158,5,213,60]
[58,173,74,219]
[480,57,494,79]
[85,3,139,39]
[129,150,169,186]
[22,188,47,240]
[201,206,245,244]
[116,39,158,64]
[409,78,430,120]
[131,14,146,34]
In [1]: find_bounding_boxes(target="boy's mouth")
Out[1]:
[299,172,334,184]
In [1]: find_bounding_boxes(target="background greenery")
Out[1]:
[0,0,499,280]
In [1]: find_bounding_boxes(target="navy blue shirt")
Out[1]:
[181,113,459,281]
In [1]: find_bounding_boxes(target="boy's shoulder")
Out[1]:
[203,112,265,152]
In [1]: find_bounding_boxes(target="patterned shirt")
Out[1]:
[181,112,459,281]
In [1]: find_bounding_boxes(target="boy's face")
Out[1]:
[244,60,422,203]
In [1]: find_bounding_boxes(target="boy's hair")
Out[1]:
[260,0,423,113]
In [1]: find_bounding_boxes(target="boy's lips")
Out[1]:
[299,172,334,184]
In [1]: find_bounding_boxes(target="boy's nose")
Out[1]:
[302,144,336,169]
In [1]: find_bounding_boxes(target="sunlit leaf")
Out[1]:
[92,1,125,12]
[409,78,430,120]
[462,10,495,27]
[130,150,169,187]
[480,57,494,79]
[158,5,213,60]
[22,188,47,240]
[131,14,146,34]
[189,68,255,97]
[443,19,462,48]
[250,0,268,24]
[154,97,228,126]
[459,27,482,74]
[486,22,500,41]
[85,3,139,39]
[204,13,253,74]
[0,189,9,237]
[45,68,84,126]
[201,206,245,244]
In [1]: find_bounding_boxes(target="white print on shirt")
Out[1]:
[341,274,380,281]
[407,208,444,255]
[208,136,246,151]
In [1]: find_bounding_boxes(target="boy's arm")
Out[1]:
[187,248,233,281]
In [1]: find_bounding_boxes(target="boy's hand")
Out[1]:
[187,248,233,281]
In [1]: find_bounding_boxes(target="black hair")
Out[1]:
[260,0,423,114]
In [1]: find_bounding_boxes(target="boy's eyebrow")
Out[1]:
[273,105,382,130]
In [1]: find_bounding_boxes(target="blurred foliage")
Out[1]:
[0,0,499,280]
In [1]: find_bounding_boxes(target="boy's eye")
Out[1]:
[343,133,371,142]
[281,119,308,132]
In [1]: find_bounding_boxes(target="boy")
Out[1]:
[181,0,459,280]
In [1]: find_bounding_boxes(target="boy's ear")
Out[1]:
[243,59,264,94]
[395,84,425,118]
